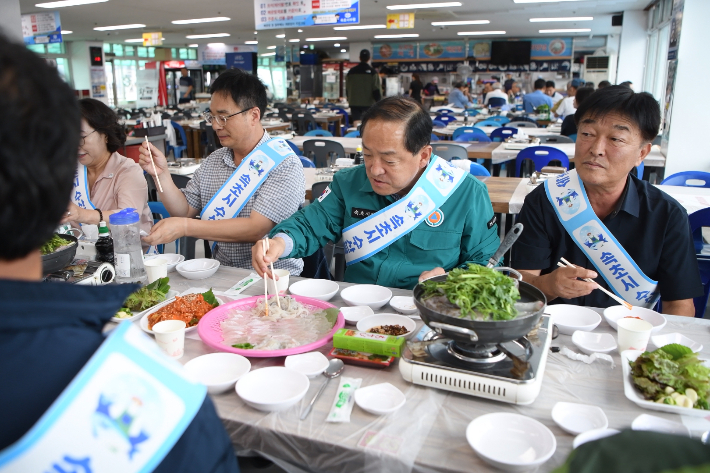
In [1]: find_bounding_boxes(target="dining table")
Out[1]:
[141,265,710,473]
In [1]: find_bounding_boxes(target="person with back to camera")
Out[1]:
[523,78,554,113]
[560,86,594,137]
[346,49,381,121]
[408,73,424,103]
[0,34,240,473]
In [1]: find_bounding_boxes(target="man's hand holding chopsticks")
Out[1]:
[252,237,286,279]
[138,141,169,178]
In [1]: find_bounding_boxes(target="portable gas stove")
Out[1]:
[399,316,552,405]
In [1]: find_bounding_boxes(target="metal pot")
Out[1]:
[41,233,78,275]
[413,271,547,345]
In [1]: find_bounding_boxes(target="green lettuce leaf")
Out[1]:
[660,343,693,360]
[201,288,219,307]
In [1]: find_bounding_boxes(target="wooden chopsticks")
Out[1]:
[557,257,633,310]
[145,136,163,193]
[262,237,281,314]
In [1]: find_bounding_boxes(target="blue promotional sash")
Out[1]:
[544,170,659,307]
[342,156,467,266]
[0,322,206,473]
[73,163,96,210]
[201,138,293,221]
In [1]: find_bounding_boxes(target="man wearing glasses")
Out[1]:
[139,69,305,274]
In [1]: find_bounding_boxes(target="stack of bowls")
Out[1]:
[176,258,220,280]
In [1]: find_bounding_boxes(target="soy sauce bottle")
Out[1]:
[95,221,115,265]
[353,145,364,165]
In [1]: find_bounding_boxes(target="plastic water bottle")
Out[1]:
[463,111,468,123]
[353,145,364,165]
[95,221,114,265]
[109,208,147,284]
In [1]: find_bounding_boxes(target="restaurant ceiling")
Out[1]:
[18,0,651,51]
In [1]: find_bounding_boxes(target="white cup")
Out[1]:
[152,320,186,359]
[266,269,290,295]
[617,317,653,352]
[144,258,167,284]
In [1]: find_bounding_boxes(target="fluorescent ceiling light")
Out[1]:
[334,24,386,30]
[124,38,144,43]
[432,20,489,26]
[288,38,300,42]
[305,36,347,41]
[334,43,340,47]
[340,49,347,52]
[245,40,258,44]
[530,16,593,22]
[300,50,305,54]
[261,52,275,56]
[276,34,285,38]
[36,0,106,8]
[188,43,198,47]
[387,2,461,10]
[515,0,583,3]
[539,28,591,33]
[267,45,276,49]
[457,30,506,35]
[60,30,72,34]
[207,43,225,46]
[297,29,303,32]
[185,33,230,39]
[94,24,145,31]
[374,34,419,38]
[172,17,230,25]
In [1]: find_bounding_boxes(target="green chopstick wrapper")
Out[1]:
[333,329,406,358]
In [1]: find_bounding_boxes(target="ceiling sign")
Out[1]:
[386,13,414,29]
[22,12,62,45]
[143,32,163,46]
[255,0,360,30]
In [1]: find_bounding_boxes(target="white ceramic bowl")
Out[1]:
[288,279,339,301]
[284,352,330,378]
[340,284,392,309]
[573,428,620,449]
[631,413,690,437]
[551,402,608,435]
[389,296,418,315]
[356,314,417,338]
[466,413,556,472]
[183,353,251,394]
[572,331,617,355]
[178,258,220,272]
[176,260,220,280]
[340,306,374,325]
[354,383,406,415]
[603,306,666,333]
[650,333,703,353]
[546,305,601,335]
[144,253,184,273]
[236,367,310,412]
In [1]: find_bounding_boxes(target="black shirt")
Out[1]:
[514,175,704,307]
[409,80,423,100]
[561,114,577,136]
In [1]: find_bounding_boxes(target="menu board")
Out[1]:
[418,40,465,59]
[22,11,62,45]
[372,41,417,60]
[255,0,360,30]
[468,38,572,61]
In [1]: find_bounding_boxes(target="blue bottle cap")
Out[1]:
[109,208,140,225]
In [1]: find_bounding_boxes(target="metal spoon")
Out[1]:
[300,358,345,420]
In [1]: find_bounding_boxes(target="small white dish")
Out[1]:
[650,333,703,353]
[573,428,620,449]
[389,296,418,315]
[572,331,617,355]
[603,306,666,333]
[340,284,392,309]
[356,314,417,338]
[176,259,220,280]
[354,382,406,415]
[144,253,184,273]
[236,366,310,412]
[466,413,556,472]
[340,306,375,325]
[284,352,330,378]
[288,279,339,301]
[551,401,608,435]
[184,353,251,394]
[546,305,601,335]
[631,413,691,437]
[177,258,220,272]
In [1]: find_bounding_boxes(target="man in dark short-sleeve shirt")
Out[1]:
[514,86,702,316]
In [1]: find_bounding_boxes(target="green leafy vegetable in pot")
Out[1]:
[40,234,73,255]
[123,277,171,312]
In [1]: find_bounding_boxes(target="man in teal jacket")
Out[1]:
[252,96,499,289]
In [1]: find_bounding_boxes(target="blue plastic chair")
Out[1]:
[660,171,710,188]
[487,97,507,108]
[167,121,188,158]
[344,130,360,138]
[635,161,644,180]
[469,162,491,177]
[515,146,570,177]
[286,140,301,155]
[437,108,455,114]
[487,116,510,125]
[432,120,446,128]
[304,129,333,137]
[474,119,503,128]
[299,156,316,168]
[490,127,518,142]
[148,201,177,254]
[689,207,710,317]
[568,133,577,143]
[454,133,492,143]
[430,134,440,142]
[464,109,480,116]
[452,126,487,141]
[332,107,350,135]
[435,114,458,125]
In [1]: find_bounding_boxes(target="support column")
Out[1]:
[615,10,647,87]
[0,0,23,43]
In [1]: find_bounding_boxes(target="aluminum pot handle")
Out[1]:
[428,321,479,343]
[493,267,522,281]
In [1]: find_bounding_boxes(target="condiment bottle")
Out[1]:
[109,208,147,284]
[353,145,363,165]
[95,221,115,265]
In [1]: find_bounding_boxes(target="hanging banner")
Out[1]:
[225,52,255,73]
[372,41,417,60]
[143,32,163,46]
[255,0,360,30]
[22,11,62,45]
[386,13,415,29]
[136,69,159,108]
[419,40,465,59]
[198,44,258,65]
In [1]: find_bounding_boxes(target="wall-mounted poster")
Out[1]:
[255,0,360,30]
[372,41,417,60]
[22,11,62,45]
[418,40,465,60]
[468,38,572,61]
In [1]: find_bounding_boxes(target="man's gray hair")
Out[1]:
[492,82,502,90]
